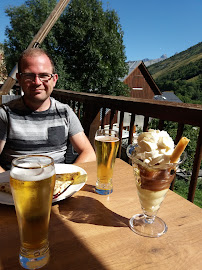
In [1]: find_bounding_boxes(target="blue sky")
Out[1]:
[0,0,201,61]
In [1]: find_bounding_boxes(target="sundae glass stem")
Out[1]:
[143,212,156,224]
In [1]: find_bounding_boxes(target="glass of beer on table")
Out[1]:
[95,129,119,195]
[10,155,56,269]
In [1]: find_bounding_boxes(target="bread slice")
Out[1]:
[53,171,81,198]
[0,171,81,199]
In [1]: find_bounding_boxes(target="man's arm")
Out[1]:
[69,132,96,163]
[0,140,6,173]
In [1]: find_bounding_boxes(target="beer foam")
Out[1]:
[10,163,55,181]
[95,135,119,142]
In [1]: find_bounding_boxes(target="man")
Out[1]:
[0,48,96,172]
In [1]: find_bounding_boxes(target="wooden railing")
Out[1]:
[52,89,202,203]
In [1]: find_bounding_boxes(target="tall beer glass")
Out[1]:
[95,129,119,195]
[10,155,56,269]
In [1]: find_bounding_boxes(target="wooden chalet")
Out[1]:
[122,61,162,99]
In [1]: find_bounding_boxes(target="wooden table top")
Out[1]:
[0,158,201,270]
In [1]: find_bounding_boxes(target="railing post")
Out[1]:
[118,111,124,158]
[83,103,100,148]
[143,116,149,131]
[188,127,202,202]
[171,123,185,190]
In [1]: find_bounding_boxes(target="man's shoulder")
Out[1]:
[50,97,72,112]
[1,97,24,111]
[0,97,24,118]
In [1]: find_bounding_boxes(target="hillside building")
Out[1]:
[122,61,162,99]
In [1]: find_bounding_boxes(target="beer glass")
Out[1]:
[95,129,119,195]
[10,155,56,269]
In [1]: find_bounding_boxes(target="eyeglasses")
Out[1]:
[19,73,55,82]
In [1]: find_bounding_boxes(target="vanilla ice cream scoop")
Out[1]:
[135,129,174,167]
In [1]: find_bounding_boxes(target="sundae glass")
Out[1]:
[127,129,188,238]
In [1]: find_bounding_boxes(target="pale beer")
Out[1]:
[10,155,55,269]
[95,130,119,195]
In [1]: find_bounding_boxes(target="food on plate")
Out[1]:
[0,182,11,194]
[53,171,81,198]
[0,171,81,198]
[132,129,189,214]
[55,171,80,182]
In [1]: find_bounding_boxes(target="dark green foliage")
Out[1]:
[174,176,202,208]
[55,0,129,95]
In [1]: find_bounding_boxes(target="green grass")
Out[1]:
[173,176,202,208]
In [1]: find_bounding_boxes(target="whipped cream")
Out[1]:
[135,129,174,166]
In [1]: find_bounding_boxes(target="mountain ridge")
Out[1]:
[127,54,168,67]
[143,54,168,67]
[147,42,202,104]
[148,42,202,80]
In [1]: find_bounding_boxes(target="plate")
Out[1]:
[0,164,87,206]
[53,164,87,203]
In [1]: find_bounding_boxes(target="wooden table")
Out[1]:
[0,159,201,270]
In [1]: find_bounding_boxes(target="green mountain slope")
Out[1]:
[148,42,202,104]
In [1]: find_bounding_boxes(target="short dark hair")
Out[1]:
[18,48,56,73]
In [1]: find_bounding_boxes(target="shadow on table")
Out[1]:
[81,183,96,193]
[58,195,129,227]
[0,205,21,269]
[0,204,108,270]
[48,210,108,270]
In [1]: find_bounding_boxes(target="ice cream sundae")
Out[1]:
[127,129,189,237]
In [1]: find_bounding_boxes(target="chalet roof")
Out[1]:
[120,61,142,82]
[154,91,183,103]
[122,60,162,96]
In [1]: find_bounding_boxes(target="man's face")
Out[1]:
[17,54,58,105]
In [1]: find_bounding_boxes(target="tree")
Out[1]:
[0,43,8,82]
[3,0,129,96]
[55,0,129,95]
[4,0,59,73]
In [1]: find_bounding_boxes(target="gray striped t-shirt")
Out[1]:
[0,97,83,170]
